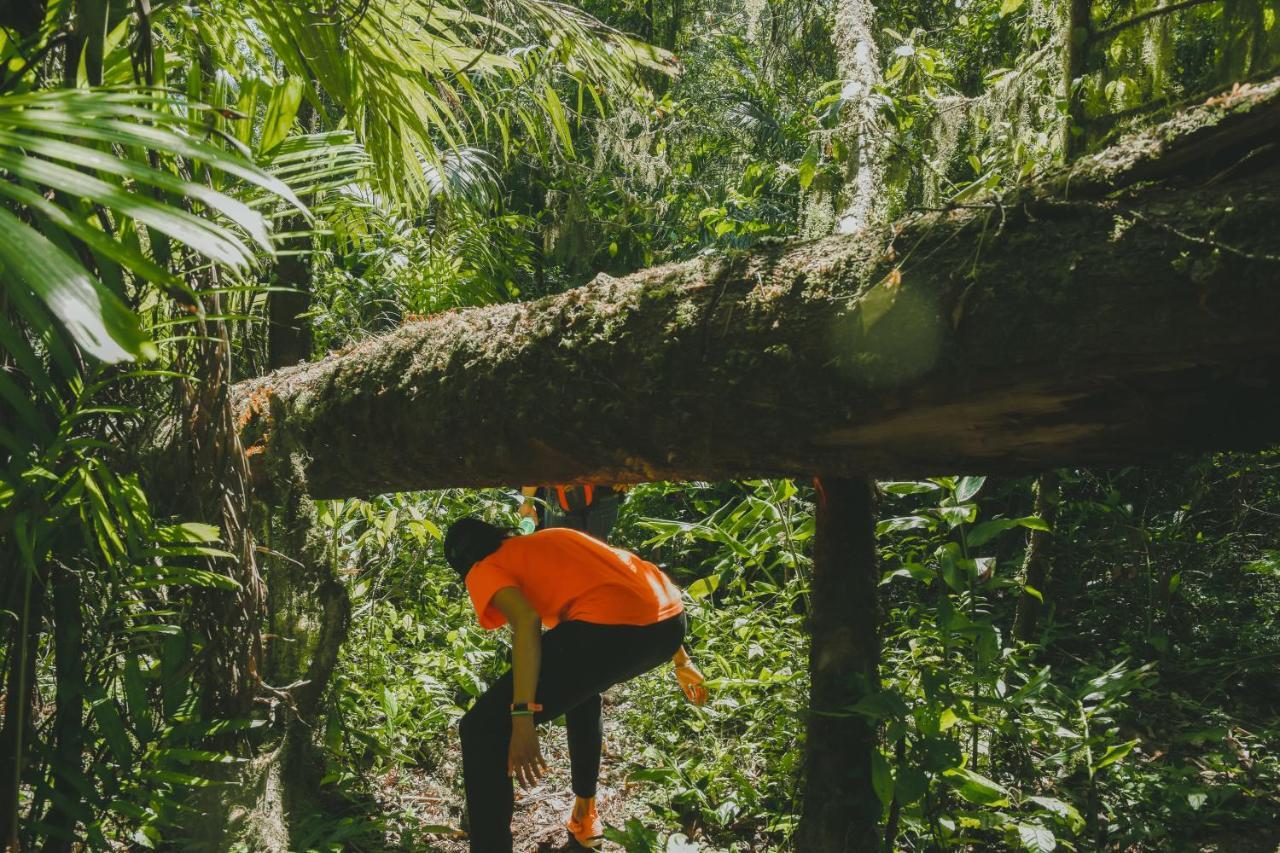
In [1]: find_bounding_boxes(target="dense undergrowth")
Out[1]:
[294,457,1280,851]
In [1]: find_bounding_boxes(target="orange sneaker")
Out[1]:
[566,799,603,849]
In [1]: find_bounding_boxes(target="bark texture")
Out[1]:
[797,477,881,850]
[224,78,1280,499]
[831,0,884,234]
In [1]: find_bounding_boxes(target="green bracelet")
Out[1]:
[510,710,534,717]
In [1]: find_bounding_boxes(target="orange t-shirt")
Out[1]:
[465,528,684,630]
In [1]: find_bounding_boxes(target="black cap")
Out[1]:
[443,517,509,579]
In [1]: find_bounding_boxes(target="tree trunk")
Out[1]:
[0,568,42,851]
[261,427,350,715]
[40,564,84,853]
[267,236,314,370]
[1061,0,1092,157]
[832,0,884,235]
[1013,471,1061,643]
[267,100,316,370]
[797,477,881,850]
[217,78,1280,499]
[168,267,266,721]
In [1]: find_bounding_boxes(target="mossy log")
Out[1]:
[233,78,1280,500]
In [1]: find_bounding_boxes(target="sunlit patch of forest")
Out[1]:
[1,0,1279,850]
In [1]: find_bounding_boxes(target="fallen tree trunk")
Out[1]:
[230,79,1280,500]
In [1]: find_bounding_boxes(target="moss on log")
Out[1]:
[232,78,1280,499]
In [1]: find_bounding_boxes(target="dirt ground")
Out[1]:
[374,691,659,852]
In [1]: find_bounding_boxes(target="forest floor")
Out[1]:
[372,688,663,852]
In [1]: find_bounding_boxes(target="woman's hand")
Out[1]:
[508,716,547,788]
[674,659,708,706]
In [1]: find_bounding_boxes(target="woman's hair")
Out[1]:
[443,517,510,580]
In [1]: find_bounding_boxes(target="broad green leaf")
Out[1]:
[687,574,721,600]
[1000,0,1026,15]
[174,522,222,543]
[937,503,978,528]
[1092,738,1139,772]
[939,707,961,731]
[91,697,133,765]
[955,476,987,502]
[260,76,306,154]
[850,690,910,721]
[943,766,1010,806]
[879,481,940,495]
[895,766,928,805]
[877,515,933,535]
[0,207,153,363]
[0,178,190,300]
[1017,823,1056,852]
[798,140,820,190]
[1027,796,1085,832]
[966,515,1050,547]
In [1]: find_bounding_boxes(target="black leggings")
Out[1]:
[459,613,686,851]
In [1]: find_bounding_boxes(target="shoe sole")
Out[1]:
[567,830,604,850]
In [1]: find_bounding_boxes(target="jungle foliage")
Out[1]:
[0,0,1278,849]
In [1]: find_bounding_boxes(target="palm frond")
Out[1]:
[0,87,303,365]
[202,0,674,205]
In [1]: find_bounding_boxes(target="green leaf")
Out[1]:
[543,84,574,157]
[0,206,153,363]
[895,766,928,805]
[91,697,133,765]
[1092,738,1139,772]
[176,522,222,543]
[877,515,933,535]
[123,655,154,741]
[943,766,1010,806]
[966,516,1050,547]
[1017,823,1056,852]
[937,503,978,528]
[871,748,894,806]
[0,149,258,268]
[955,476,987,502]
[687,574,721,600]
[0,129,274,253]
[879,481,940,495]
[1000,0,1026,15]
[938,707,961,731]
[850,690,910,721]
[1027,796,1085,832]
[798,141,820,191]
[260,77,306,154]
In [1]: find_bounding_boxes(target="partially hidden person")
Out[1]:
[443,517,708,851]
[519,484,624,542]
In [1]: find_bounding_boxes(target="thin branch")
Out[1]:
[1091,0,1222,43]
[1123,205,1280,263]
